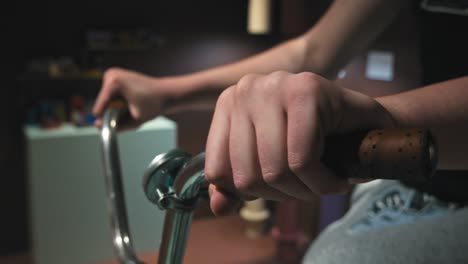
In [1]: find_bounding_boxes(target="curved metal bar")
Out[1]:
[142,150,192,210]
[158,153,208,264]
[142,152,208,264]
[173,152,208,200]
[100,107,144,264]
[100,105,209,264]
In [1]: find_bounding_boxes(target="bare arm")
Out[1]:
[94,0,406,123]
[165,0,406,98]
[377,76,468,170]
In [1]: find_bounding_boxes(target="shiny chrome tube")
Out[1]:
[101,105,209,264]
[100,106,144,264]
[143,152,208,264]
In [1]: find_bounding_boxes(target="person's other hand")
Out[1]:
[205,71,394,216]
[93,68,176,127]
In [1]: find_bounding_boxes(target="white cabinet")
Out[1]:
[25,117,176,264]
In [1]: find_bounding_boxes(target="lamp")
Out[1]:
[247,0,272,34]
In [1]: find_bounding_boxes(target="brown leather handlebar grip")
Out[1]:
[322,129,437,182]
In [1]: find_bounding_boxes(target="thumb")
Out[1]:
[209,184,241,216]
[93,78,121,117]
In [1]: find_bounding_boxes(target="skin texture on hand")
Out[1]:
[93,68,175,127]
[205,71,394,216]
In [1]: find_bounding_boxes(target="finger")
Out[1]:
[94,118,102,128]
[230,105,292,201]
[92,76,120,117]
[93,109,140,131]
[205,88,236,192]
[285,92,349,195]
[252,104,313,200]
[209,185,242,216]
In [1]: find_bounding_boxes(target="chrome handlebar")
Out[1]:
[143,150,208,264]
[100,106,208,264]
[100,107,143,264]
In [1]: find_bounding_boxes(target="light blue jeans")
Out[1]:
[303,180,468,264]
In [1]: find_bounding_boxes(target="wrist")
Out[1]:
[375,100,398,129]
[297,33,338,79]
[154,72,225,114]
[375,96,400,128]
[155,74,209,99]
[338,88,396,132]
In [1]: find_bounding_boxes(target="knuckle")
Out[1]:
[204,165,224,185]
[233,172,256,193]
[239,73,258,85]
[299,72,321,86]
[236,74,257,95]
[217,87,234,107]
[103,67,121,80]
[262,168,287,186]
[288,154,309,175]
[103,69,124,88]
[296,71,320,83]
[269,70,288,79]
[265,71,287,90]
[286,74,322,104]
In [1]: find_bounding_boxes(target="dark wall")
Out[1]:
[17,0,249,57]
[419,9,468,84]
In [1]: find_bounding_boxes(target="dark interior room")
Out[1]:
[3,0,468,263]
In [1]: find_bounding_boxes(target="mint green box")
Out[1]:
[25,117,176,264]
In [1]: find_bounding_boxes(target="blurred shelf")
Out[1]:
[19,75,102,89]
[19,74,103,107]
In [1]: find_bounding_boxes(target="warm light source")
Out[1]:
[247,0,272,34]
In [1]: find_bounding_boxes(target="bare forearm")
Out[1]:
[164,0,405,100]
[188,0,397,91]
[302,0,405,77]
[377,76,468,169]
